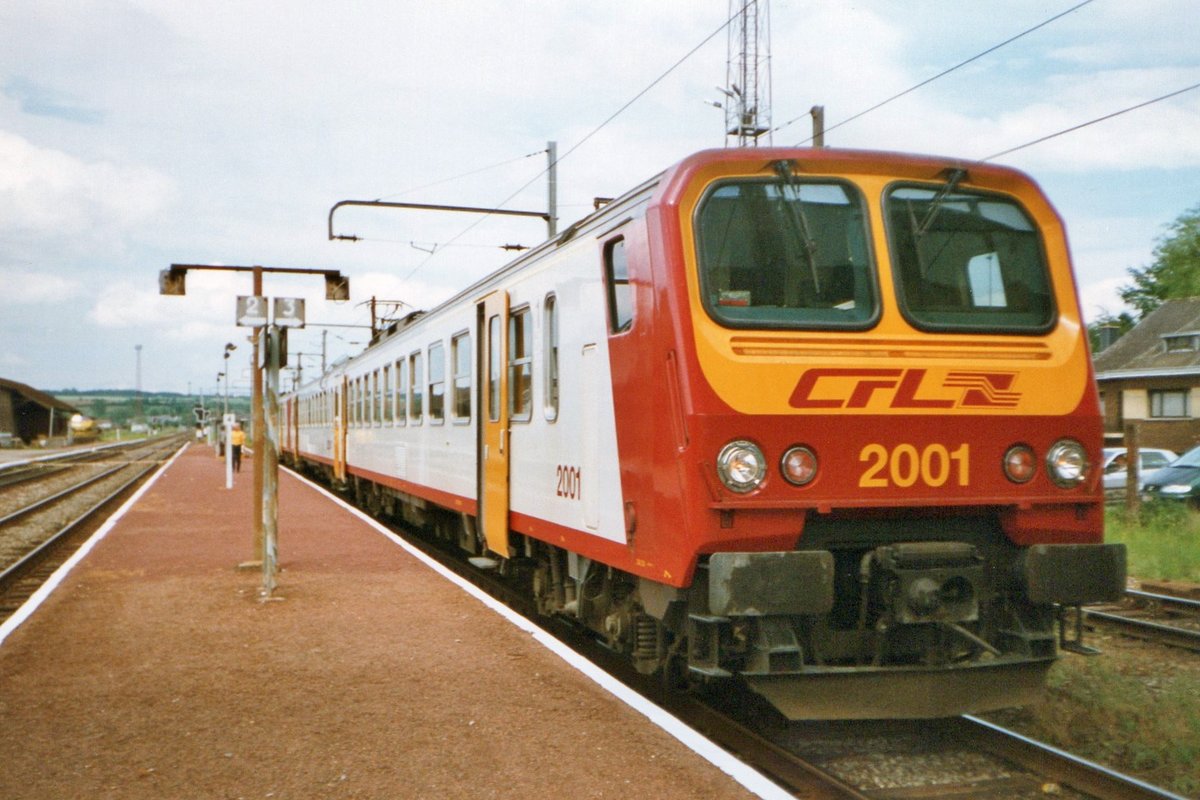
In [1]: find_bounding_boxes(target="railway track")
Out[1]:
[0,435,187,618]
[1085,589,1200,652]
[0,442,131,491]
[296,467,1185,800]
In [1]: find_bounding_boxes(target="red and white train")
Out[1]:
[283,147,1125,719]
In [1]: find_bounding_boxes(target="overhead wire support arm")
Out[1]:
[327,199,554,243]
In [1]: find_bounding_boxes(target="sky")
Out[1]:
[1,0,1198,396]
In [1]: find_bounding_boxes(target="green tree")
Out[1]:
[1120,203,1200,317]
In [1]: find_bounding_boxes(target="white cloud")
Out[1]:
[87,272,244,332]
[0,267,85,303]
[0,350,27,369]
[1078,276,1133,325]
[0,129,175,235]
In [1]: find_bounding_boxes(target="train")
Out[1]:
[282,147,1126,719]
[68,414,101,443]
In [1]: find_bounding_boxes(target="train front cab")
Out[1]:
[626,149,1126,719]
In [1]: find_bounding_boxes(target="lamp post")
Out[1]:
[214,372,224,455]
[223,343,235,410]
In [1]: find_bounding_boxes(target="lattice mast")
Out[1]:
[722,0,772,147]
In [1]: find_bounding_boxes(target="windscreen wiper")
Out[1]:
[917,167,968,236]
[772,160,821,296]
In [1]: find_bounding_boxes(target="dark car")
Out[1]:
[1141,445,1200,505]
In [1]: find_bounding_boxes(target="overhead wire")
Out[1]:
[372,149,548,202]
[398,0,752,283]
[981,80,1200,161]
[779,0,1097,145]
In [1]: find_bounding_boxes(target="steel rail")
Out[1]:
[1126,588,1200,611]
[958,715,1188,800]
[0,439,150,475]
[0,463,127,527]
[0,443,180,593]
[1084,608,1200,651]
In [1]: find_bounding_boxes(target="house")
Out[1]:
[1093,297,1200,454]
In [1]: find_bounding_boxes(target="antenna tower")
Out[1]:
[722,0,772,146]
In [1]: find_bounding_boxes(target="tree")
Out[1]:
[1119,203,1200,317]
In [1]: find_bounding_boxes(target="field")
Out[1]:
[53,389,252,431]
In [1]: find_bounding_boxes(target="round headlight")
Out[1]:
[1046,439,1088,488]
[717,440,767,494]
[1003,444,1036,483]
[781,446,818,486]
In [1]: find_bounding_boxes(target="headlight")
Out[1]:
[1003,444,1036,483]
[717,440,767,494]
[1161,484,1193,495]
[781,446,818,486]
[1045,439,1088,488]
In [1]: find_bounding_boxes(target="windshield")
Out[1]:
[695,178,876,329]
[885,184,1055,332]
[1173,446,1200,468]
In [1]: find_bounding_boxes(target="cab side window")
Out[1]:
[604,237,632,333]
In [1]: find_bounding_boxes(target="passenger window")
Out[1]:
[452,332,471,421]
[509,306,533,421]
[544,294,559,421]
[409,352,423,423]
[428,341,445,423]
[395,359,406,427]
[357,379,367,429]
[382,365,393,424]
[604,238,633,333]
[488,315,501,422]
[370,370,379,426]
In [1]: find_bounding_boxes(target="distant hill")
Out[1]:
[52,389,252,427]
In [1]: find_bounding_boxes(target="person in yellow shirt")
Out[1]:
[230,423,246,472]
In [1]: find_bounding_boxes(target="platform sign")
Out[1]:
[236,295,268,327]
[256,327,288,369]
[274,297,305,328]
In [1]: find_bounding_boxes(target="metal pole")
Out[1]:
[252,268,265,564]
[547,140,558,238]
[1124,422,1141,520]
[261,324,280,597]
[811,105,826,148]
[224,412,233,490]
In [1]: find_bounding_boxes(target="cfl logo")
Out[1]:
[789,368,1020,410]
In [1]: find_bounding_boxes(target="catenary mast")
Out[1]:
[721,0,772,147]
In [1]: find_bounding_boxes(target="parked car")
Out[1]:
[1101,447,1177,493]
[1140,445,1200,504]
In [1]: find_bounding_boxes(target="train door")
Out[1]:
[478,290,511,557]
[333,375,348,482]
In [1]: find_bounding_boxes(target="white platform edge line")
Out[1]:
[287,469,793,800]
[0,442,190,649]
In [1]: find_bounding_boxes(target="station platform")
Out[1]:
[0,443,769,799]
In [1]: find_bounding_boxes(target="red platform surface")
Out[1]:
[0,443,760,799]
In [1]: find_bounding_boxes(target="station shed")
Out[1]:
[0,377,80,446]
